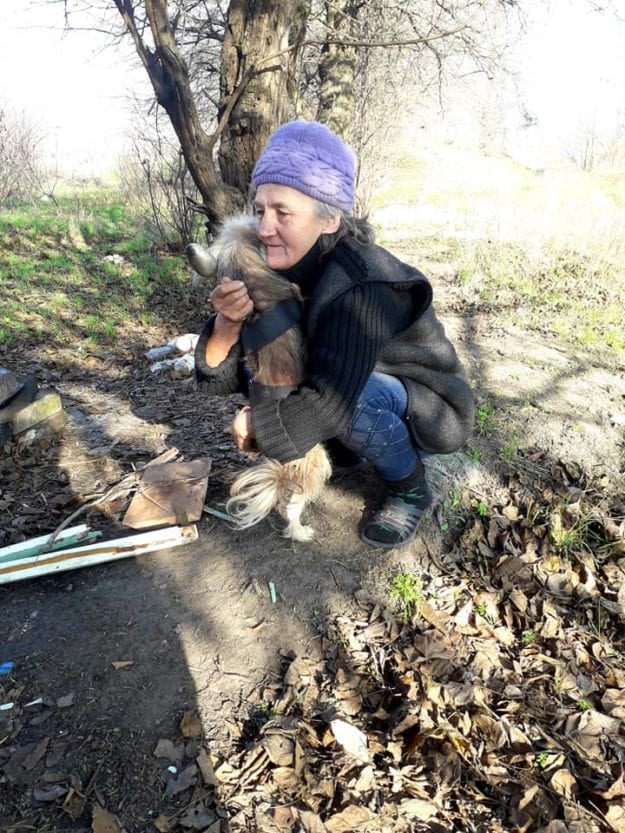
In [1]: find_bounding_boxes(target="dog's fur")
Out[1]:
[187,216,331,541]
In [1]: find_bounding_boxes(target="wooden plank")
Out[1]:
[0,525,100,564]
[0,525,198,585]
[123,459,211,529]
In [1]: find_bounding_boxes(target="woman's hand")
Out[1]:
[210,276,253,324]
[231,405,257,452]
[203,277,253,368]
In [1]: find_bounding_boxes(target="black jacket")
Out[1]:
[195,240,474,462]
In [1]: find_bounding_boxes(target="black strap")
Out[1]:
[241,298,303,355]
[248,381,297,405]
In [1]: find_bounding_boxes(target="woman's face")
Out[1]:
[254,183,340,270]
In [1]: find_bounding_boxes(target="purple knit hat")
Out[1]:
[252,120,356,212]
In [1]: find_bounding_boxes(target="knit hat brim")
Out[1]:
[252,121,356,212]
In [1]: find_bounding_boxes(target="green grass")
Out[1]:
[373,144,625,358]
[452,240,625,355]
[475,402,496,436]
[0,194,189,351]
[389,571,424,621]
[522,629,538,645]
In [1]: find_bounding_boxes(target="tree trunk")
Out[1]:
[316,0,360,139]
[113,0,232,229]
[218,0,297,198]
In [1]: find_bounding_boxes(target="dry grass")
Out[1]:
[371,143,625,356]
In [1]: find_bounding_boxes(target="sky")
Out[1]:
[0,0,148,176]
[521,0,625,137]
[0,0,624,176]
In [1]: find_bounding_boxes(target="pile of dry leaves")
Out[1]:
[2,457,624,833]
[133,457,625,833]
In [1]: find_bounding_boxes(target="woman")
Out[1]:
[195,120,474,548]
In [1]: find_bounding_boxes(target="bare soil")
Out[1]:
[1,253,624,832]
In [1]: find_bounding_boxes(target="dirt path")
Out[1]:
[1,267,624,831]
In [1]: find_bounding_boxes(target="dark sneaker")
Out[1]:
[360,467,432,549]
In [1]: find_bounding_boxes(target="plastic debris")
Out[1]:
[149,354,195,377]
[145,333,198,362]
[0,524,198,585]
[269,581,277,604]
[0,661,15,675]
[202,505,232,522]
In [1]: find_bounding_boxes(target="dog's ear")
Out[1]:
[186,243,218,279]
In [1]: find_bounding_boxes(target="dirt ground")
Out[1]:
[1,252,624,832]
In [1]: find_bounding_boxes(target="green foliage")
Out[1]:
[0,326,15,346]
[522,629,538,645]
[465,444,482,464]
[500,442,519,462]
[577,699,591,712]
[475,402,496,436]
[0,193,188,353]
[439,489,465,532]
[389,571,423,621]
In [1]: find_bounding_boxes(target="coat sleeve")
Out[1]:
[194,315,247,396]
[250,283,407,462]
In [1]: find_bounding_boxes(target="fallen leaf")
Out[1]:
[62,787,85,820]
[164,764,197,798]
[602,774,625,801]
[56,692,75,708]
[399,798,438,820]
[325,805,375,832]
[33,783,68,802]
[23,738,50,771]
[153,815,171,833]
[262,733,294,767]
[180,709,202,738]
[272,766,300,791]
[92,804,123,833]
[272,806,295,830]
[330,719,369,763]
[605,802,625,833]
[196,748,219,786]
[354,764,376,792]
[602,689,625,720]
[291,809,326,833]
[550,768,577,800]
[153,739,183,761]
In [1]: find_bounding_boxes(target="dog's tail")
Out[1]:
[226,458,290,529]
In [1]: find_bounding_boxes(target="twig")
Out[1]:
[40,473,141,553]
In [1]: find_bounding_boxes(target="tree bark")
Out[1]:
[316,0,360,139]
[218,0,297,197]
[113,0,232,229]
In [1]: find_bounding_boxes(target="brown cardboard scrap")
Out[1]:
[123,459,211,529]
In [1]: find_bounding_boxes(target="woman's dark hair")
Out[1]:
[314,200,375,253]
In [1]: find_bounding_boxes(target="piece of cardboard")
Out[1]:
[122,459,211,529]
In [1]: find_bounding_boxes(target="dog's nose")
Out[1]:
[186,243,218,278]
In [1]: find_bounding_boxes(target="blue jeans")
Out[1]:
[337,372,420,480]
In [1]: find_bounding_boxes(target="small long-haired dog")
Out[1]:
[187,216,331,541]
